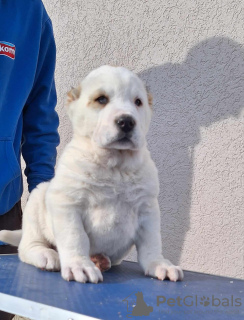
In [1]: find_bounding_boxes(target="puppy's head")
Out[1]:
[66,65,152,151]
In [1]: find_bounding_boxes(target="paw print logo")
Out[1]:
[200,296,210,307]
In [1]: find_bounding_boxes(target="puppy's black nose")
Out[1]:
[116,115,136,133]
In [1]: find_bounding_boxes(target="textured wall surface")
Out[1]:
[21,0,244,279]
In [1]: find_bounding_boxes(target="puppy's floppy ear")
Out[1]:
[66,85,82,106]
[146,87,153,109]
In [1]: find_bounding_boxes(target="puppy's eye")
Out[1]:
[95,95,109,105]
[135,98,142,107]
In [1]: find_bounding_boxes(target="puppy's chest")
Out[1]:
[84,200,137,257]
[87,201,137,232]
[83,172,146,234]
[81,168,147,205]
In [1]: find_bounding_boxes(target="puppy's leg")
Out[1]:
[19,223,60,272]
[46,192,103,283]
[19,242,60,271]
[135,199,183,282]
[18,185,60,272]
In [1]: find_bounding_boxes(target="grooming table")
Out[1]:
[0,255,243,320]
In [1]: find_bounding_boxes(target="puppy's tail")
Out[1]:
[0,230,22,246]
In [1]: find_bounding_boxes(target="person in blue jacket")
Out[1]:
[0,0,59,318]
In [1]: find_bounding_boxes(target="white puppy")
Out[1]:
[0,66,183,283]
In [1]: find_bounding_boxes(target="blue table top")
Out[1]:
[0,254,243,320]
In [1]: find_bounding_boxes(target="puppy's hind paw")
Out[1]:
[19,247,60,271]
[90,253,111,272]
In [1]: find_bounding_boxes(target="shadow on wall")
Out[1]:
[139,37,244,265]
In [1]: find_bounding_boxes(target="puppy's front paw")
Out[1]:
[145,260,183,282]
[61,256,103,283]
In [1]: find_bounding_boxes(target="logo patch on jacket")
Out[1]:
[0,41,16,59]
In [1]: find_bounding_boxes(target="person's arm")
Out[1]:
[22,18,60,192]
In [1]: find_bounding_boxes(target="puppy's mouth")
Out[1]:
[114,133,132,144]
[117,135,132,144]
[106,133,135,149]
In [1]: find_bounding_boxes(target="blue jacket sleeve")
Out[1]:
[22,18,60,192]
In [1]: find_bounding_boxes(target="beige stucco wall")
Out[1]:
[22,0,244,279]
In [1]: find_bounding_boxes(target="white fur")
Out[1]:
[0,230,22,247]
[0,66,183,283]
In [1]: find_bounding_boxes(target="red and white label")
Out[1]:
[0,41,15,59]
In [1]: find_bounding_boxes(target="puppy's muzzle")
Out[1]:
[115,115,136,134]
